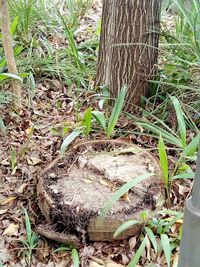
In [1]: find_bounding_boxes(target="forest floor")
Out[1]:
[0,1,198,267]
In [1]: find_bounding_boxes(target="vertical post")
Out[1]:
[178,144,200,267]
[0,0,22,108]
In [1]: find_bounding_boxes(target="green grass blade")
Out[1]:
[0,73,23,82]
[23,208,32,242]
[71,249,80,267]
[54,246,72,253]
[82,107,92,136]
[172,172,194,179]
[163,213,183,233]
[183,133,200,156]
[145,227,158,254]
[161,234,171,267]
[173,0,193,29]
[128,235,147,267]
[107,85,127,137]
[114,220,141,238]
[60,130,82,156]
[100,173,153,219]
[138,122,182,147]
[92,111,106,130]
[158,134,169,186]
[170,96,186,148]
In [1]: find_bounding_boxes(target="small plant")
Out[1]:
[158,134,170,202]
[20,208,38,265]
[100,172,153,219]
[113,210,183,267]
[55,245,80,267]
[92,85,127,137]
[60,86,127,155]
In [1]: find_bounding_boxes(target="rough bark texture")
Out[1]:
[0,0,21,107]
[96,0,161,111]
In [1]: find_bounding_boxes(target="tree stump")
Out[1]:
[37,140,163,244]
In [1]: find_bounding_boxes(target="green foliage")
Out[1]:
[114,210,183,266]
[60,129,82,156]
[144,227,158,254]
[82,107,92,137]
[161,234,171,267]
[114,220,141,238]
[158,134,169,191]
[128,236,148,267]
[158,135,170,199]
[100,173,153,219]
[170,95,186,147]
[92,85,127,137]
[107,86,127,137]
[71,248,80,267]
[20,209,38,265]
[55,245,80,267]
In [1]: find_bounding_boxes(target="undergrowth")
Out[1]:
[0,0,200,266]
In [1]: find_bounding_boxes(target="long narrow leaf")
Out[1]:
[107,86,127,137]
[0,73,23,82]
[172,172,194,179]
[161,234,171,267]
[92,111,106,130]
[158,135,169,186]
[23,208,32,242]
[128,235,147,267]
[100,173,153,219]
[183,133,200,156]
[60,130,82,156]
[145,227,158,254]
[114,220,141,238]
[138,122,182,147]
[82,107,92,136]
[71,249,80,267]
[170,96,186,148]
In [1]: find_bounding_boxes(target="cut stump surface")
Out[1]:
[37,140,163,243]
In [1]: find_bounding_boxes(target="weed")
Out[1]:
[113,209,183,267]
[20,208,38,265]
[158,134,170,202]
[55,245,80,267]
[60,86,127,155]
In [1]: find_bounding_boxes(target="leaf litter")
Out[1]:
[0,1,194,266]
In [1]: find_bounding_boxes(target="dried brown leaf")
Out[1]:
[2,223,19,236]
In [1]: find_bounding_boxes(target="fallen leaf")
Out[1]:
[0,158,10,166]
[129,236,137,251]
[0,196,16,205]
[27,156,42,165]
[25,126,34,136]
[0,209,8,215]
[99,178,113,189]
[16,183,27,194]
[82,178,94,184]
[106,259,124,267]
[120,192,131,202]
[89,262,104,267]
[2,223,19,236]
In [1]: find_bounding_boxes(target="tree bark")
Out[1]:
[0,0,22,108]
[96,0,161,111]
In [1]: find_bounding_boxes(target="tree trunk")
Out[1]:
[0,0,22,108]
[96,0,161,111]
